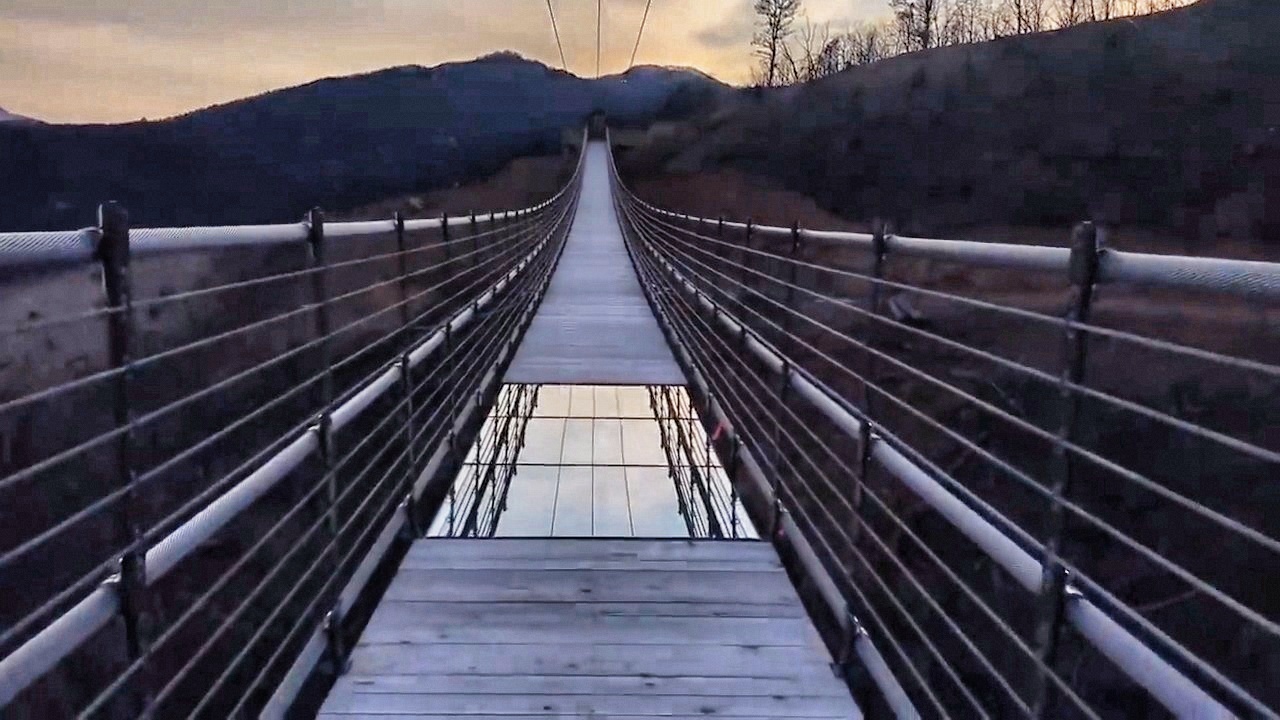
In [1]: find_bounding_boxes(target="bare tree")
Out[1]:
[848,21,894,64]
[753,0,803,87]
[817,38,846,76]
[941,0,998,45]
[1129,0,1186,12]
[857,0,1194,64]
[1090,0,1117,20]
[780,18,832,83]
[1054,0,1088,26]
[890,0,944,52]
[1009,0,1046,33]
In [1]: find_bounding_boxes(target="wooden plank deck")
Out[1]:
[319,538,861,719]
[503,142,684,386]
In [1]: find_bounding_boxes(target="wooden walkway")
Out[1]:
[504,141,684,386]
[318,538,861,719]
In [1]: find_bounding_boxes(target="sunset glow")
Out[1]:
[0,0,888,123]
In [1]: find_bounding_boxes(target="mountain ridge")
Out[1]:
[0,106,38,125]
[0,54,725,230]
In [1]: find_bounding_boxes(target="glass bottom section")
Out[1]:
[428,384,757,539]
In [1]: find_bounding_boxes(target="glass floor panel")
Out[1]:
[428,384,757,539]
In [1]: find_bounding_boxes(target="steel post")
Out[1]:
[98,202,152,708]
[393,212,411,340]
[1031,222,1103,717]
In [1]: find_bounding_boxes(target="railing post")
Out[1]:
[740,218,754,294]
[851,222,889,546]
[769,216,804,539]
[98,202,152,707]
[470,211,479,273]
[1031,221,1103,717]
[307,208,334,412]
[307,208,346,677]
[726,432,741,538]
[783,221,801,338]
[472,297,486,414]
[398,352,422,537]
[702,394,717,533]
[323,601,350,675]
[393,212,411,340]
[443,321,459,535]
[437,212,454,312]
[307,212,337,539]
[501,211,512,272]
[488,208,499,272]
[703,381,743,539]
[768,360,791,539]
[838,607,865,670]
[868,221,889,329]
[441,211,454,283]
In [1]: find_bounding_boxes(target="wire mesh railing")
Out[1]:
[0,139,584,718]
[609,137,1279,719]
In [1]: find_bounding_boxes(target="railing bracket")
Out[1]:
[323,603,351,676]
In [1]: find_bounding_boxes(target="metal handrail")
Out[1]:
[639,203,1280,300]
[0,164,584,269]
[0,129,588,715]
[609,133,1273,718]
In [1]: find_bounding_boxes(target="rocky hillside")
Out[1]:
[0,54,726,230]
[627,0,1279,249]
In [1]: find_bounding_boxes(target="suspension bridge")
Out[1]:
[0,124,1277,719]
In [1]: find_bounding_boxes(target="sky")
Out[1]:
[0,0,889,124]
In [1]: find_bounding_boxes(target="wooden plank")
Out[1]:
[382,569,798,604]
[347,643,827,678]
[320,715,851,720]
[504,142,684,386]
[405,538,775,562]
[321,690,854,717]
[360,597,803,620]
[320,537,861,719]
[358,609,819,647]
[398,557,782,571]
[348,600,806,620]
[331,674,846,698]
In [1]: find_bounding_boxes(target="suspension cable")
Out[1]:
[543,0,568,70]
[628,0,654,70]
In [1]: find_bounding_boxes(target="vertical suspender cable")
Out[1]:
[544,0,568,70]
[628,0,654,70]
[597,0,602,77]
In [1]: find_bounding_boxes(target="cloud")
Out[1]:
[0,0,888,122]
[695,0,756,50]
[0,0,363,35]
